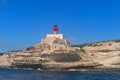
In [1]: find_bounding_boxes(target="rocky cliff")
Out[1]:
[0,39,120,70]
[82,40,120,69]
[0,36,83,70]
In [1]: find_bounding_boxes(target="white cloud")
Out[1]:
[0,38,26,50]
[0,43,24,49]
[68,37,77,41]
[67,37,81,44]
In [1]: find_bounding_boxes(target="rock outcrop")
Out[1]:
[0,38,120,70]
[82,40,120,69]
[0,35,83,70]
[0,55,11,67]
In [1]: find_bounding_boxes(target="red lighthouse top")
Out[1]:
[53,25,58,34]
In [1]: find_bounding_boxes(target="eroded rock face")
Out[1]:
[82,41,120,68]
[41,53,81,63]
[83,41,120,53]
[1,39,120,70]
[0,55,12,67]
[0,36,81,69]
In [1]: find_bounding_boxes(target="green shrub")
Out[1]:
[72,43,88,48]
[0,53,4,56]
[114,40,120,43]
[109,44,112,46]
[54,49,66,53]
[69,50,76,54]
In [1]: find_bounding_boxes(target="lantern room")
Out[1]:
[53,25,58,34]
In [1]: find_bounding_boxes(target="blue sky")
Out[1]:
[0,0,120,52]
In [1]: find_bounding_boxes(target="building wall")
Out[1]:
[40,34,71,52]
[46,34,64,40]
[51,44,68,51]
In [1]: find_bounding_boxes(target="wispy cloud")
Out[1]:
[67,37,81,44]
[0,43,25,49]
[0,39,26,50]
[0,38,3,42]
[70,37,77,41]
[68,37,77,41]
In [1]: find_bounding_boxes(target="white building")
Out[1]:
[37,25,71,52]
[46,34,64,40]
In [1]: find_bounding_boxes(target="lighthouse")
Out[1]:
[46,25,64,39]
[42,25,71,51]
[53,25,58,34]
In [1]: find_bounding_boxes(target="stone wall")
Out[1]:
[46,34,64,39]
